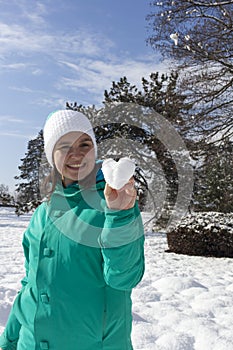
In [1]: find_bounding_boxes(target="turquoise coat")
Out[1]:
[0,167,145,350]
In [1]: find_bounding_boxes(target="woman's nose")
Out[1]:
[69,146,84,156]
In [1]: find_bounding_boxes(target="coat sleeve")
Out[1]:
[0,203,47,349]
[0,231,30,350]
[99,202,145,291]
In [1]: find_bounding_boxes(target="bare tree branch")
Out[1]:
[147,0,233,142]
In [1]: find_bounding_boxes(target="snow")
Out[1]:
[176,212,233,234]
[102,157,136,190]
[1,208,233,349]
[170,33,178,46]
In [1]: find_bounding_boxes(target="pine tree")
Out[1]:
[67,72,192,226]
[0,184,15,207]
[104,72,189,130]
[103,73,193,226]
[194,139,233,213]
[14,130,47,215]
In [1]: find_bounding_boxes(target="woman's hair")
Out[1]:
[41,167,61,200]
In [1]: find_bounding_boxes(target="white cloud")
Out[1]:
[0,5,170,105]
[0,22,53,54]
[57,57,169,101]
[0,115,26,124]
[35,97,67,109]
[20,2,48,25]
[31,68,43,75]
[0,21,114,59]
[9,86,39,93]
[0,0,48,27]
[0,62,31,70]
[57,31,115,57]
[0,131,33,139]
[0,115,41,140]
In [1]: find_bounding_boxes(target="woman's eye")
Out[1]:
[81,143,91,148]
[57,141,92,152]
[59,145,70,151]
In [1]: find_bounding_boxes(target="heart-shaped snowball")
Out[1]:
[102,157,135,190]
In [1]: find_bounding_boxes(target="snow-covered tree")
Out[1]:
[147,0,233,142]
[103,72,189,129]
[194,138,233,213]
[14,130,46,215]
[103,73,194,225]
[0,184,15,207]
[68,72,193,227]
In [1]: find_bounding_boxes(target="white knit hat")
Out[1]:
[43,109,97,166]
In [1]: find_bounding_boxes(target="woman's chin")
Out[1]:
[64,164,92,184]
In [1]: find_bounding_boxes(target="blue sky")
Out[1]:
[0,0,169,192]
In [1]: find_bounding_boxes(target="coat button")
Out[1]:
[53,210,64,218]
[40,341,49,349]
[40,293,49,304]
[43,248,53,257]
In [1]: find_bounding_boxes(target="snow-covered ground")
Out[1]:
[1,208,233,349]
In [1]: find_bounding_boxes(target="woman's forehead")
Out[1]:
[57,131,92,145]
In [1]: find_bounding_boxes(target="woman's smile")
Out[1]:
[66,163,83,169]
[65,161,87,175]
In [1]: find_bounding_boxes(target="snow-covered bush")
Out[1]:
[166,212,233,258]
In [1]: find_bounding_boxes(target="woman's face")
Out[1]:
[53,131,95,187]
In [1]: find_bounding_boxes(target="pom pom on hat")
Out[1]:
[43,109,97,166]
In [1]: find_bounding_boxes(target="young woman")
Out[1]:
[0,109,145,350]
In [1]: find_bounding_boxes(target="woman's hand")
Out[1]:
[104,178,137,210]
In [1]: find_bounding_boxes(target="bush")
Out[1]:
[166,212,233,258]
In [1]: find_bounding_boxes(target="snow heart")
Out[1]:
[102,157,136,190]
